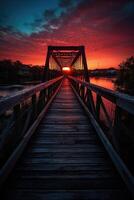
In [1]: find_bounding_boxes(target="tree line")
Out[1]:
[115,56,134,95]
[0,59,44,84]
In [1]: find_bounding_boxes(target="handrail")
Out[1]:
[68,75,134,197]
[0,76,63,116]
[0,76,63,185]
[68,76,134,115]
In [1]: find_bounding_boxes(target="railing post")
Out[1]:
[48,86,51,99]
[87,89,96,116]
[78,83,81,96]
[112,105,122,153]
[38,89,46,113]
[96,94,101,120]
[81,85,85,102]
[32,94,37,120]
[13,104,21,136]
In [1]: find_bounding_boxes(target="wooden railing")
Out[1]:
[68,75,134,197]
[0,76,63,184]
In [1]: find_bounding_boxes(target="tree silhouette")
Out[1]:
[0,59,44,84]
[115,56,134,95]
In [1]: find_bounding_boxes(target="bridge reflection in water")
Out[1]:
[0,46,134,200]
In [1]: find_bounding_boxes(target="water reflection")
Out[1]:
[0,85,33,99]
[90,77,115,90]
[0,88,22,98]
[90,77,116,126]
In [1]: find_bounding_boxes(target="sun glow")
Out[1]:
[62,67,71,71]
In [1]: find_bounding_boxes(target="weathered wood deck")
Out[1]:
[2,79,131,199]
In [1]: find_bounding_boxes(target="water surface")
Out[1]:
[90,77,115,90]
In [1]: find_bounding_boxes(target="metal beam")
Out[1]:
[81,46,89,82]
[71,50,81,66]
[48,45,84,51]
[43,48,51,81]
[52,52,78,57]
[52,54,62,70]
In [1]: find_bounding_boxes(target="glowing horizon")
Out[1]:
[0,0,133,70]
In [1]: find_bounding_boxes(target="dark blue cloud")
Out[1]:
[58,0,76,8]
[0,0,59,34]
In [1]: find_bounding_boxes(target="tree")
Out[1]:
[115,57,134,172]
[115,56,134,95]
[0,59,14,83]
[0,59,44,84]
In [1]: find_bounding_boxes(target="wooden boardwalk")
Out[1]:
[2,79,131,200]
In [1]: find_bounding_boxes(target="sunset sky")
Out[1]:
[0,0,134,69]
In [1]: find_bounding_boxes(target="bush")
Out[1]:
[115,56,134,95]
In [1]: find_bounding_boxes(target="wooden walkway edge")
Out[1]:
[1,78,131,200]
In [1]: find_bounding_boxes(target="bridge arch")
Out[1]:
[43,45,89,82]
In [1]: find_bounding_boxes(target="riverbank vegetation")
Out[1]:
[115,56,134,95]
[114,56,134,173]
[0,60,43,84]
[89,68,117,77]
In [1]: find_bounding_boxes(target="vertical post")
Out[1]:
[96,94,101,120]
[112,106,122,153]
[81,85,85,102]
[32,94,37,120]
[81,46,96,115]
[81,46,89,82]
[13,104,21,143]
[43,46,51,82]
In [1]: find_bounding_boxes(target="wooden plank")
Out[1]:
[3,189,130,200]
[16,164,115,171]
[8,178,125,190]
